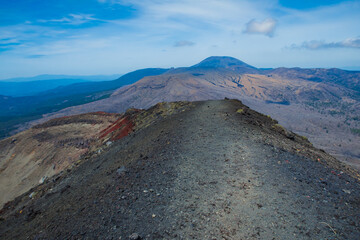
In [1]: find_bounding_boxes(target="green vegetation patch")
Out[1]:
[272,123,287,135]
[300,135,309,141]
[351,128,360,136]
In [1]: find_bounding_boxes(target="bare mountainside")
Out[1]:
[1,99,359,239]
[0,102,191,208]
[0,112,121,208]
[29,57,360,169]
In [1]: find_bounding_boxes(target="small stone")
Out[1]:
[143,190,148,193]
[342,189,351,194]
[129,233,141,240]
[106,141,112,146]
[117,166,127,175]
[152,214,156,218]
[29,192,37,199]
[39,176,47,184]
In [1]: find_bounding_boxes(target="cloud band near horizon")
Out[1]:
[291,38,360,50]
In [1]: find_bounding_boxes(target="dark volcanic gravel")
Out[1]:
[1,99,360,239]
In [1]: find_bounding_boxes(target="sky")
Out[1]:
[0,0,359,79]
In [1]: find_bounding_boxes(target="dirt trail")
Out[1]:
[0,100,359,239]
[162,100,360,239]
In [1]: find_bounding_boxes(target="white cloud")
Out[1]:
[0,37,20,45]
[110,0,270,27]
[291,38,360,50]
[38,14,98,25]
[174,40,195,47]
[244,18,277,37]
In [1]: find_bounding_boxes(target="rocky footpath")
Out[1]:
[0,99,359,239]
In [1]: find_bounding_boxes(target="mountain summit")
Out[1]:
[192,56,256,69]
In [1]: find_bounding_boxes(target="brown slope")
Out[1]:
[32,68,359,117]
[28,65,360,169]
[0,112,123,209]
[0,102,191,209]
[1,99,359,239]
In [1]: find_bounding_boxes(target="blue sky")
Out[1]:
[0,0,359,79]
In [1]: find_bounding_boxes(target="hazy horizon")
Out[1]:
[0,73,123,82]
[0,55,359,81]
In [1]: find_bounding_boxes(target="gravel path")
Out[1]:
[160,100,360,239]
[1,99,359,239]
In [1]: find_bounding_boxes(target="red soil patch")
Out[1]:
[99,117,135,141]
[112,119,134,141]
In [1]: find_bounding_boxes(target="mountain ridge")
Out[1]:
[1,99,359,239]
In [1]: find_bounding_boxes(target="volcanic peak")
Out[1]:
[191,56,256,69]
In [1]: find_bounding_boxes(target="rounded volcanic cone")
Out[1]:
[191,56,257,69]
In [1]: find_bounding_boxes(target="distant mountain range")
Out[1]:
[1,56,360,169]
[0,79,89,97]
[0,74,124,97]
[38,56,360,121]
